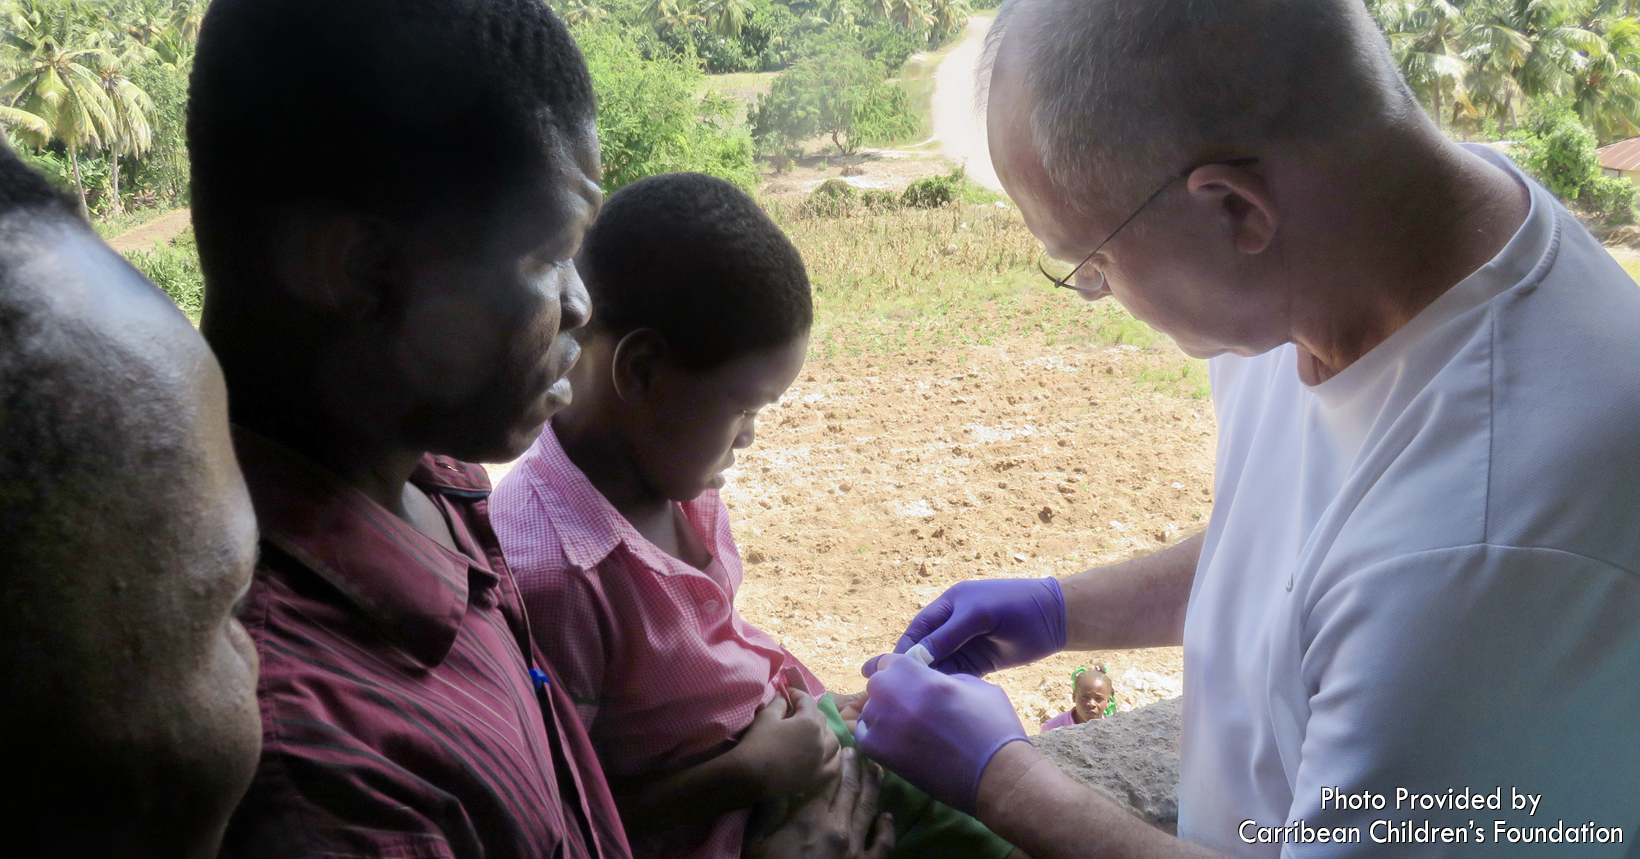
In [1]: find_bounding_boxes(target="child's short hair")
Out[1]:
[576,173,812,370]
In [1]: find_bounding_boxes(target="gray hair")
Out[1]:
[980,0,1416,217]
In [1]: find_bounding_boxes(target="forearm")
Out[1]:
[1060,530,1203,650]
[614,750,764,835]
[976,742,1223,859]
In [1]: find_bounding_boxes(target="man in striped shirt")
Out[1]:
[188,0,626,855]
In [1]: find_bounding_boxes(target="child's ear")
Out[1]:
[611,329,670,404]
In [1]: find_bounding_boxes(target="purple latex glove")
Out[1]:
[853,654,1027,815]
[866,577,1066,677]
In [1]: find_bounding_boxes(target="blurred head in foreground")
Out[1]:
[188,0,601,461]
[0,144,262,858]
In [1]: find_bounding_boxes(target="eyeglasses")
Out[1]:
[1038,157,1261,295]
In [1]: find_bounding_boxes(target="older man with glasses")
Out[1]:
[851,0,1640,857]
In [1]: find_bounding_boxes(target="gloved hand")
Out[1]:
[865,577,1066,677]
[854,655,1027,815]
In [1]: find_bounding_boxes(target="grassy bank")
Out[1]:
[768,199,1210,398]
[701,71,777,116]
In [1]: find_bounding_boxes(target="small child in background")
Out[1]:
[1041,665,1118,732]
[493,173,1018,859]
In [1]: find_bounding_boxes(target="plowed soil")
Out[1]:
[720,339,1215,729]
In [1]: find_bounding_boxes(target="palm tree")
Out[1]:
[171,0,206,44]
[1463,18,1532,128]
[926,0,970,41]
[813,0,859,30]
[1,0,115,211]
[91,53,152,215]
[113,0,175,48]
[700,0,756,38]
[867,0,930,36]
[557,0,609,26]
[1485,0,1601,98]
[1569,15,1640,139]
[0,104,50,140]
[644,0,705,33]
[1381,0,1476,124]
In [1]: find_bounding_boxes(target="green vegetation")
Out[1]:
[576,23,760,192]
[798,167,998,217]
[768,191,1193,379]
[2,0,200,217]
[751,43,918,154]
[122,226,201,317]
[569,0,966,75]
[1368,0,1640,144]
[1516,97,1638,224]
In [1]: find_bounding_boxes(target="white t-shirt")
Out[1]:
[1178,148,1640,857]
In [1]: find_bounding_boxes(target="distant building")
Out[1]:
[1597,137,1640,183]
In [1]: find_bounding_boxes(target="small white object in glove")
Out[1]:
[906,642,935,666]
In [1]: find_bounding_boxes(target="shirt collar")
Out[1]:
[232,426,496,665]
[521,424,720,576]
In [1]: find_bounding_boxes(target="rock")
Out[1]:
[1032,697,1181,834]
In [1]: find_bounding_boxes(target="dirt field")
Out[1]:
[719,339,1213,730]
[106,208,192,253]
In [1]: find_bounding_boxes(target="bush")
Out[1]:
[853,23,923,76]
[124,62,190,205]
[1583,175,1638,227]
[859,188,901,211]
[902,166,997,208]
[903,170,962,208]
[1516,99,1602,201]
[801,178,858,217]
[575,23,760,193]
[752,44,919,155]
[1515,97,1637,226]
[124,229,204,317]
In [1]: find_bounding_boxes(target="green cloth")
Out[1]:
[818,693,1016,859]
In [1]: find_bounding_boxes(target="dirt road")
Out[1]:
[932,16,1002,191]
[107,208,192,253]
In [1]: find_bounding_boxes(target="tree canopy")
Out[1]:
[1371,0,1640,143]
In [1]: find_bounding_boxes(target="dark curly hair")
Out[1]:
[576,172,812,369]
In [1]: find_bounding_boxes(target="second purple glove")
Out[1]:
[869,577,1066,677]
[853,654,1028,815]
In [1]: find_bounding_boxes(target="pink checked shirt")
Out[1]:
[492,427,824,859]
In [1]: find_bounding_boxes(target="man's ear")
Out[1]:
[611,329,670,405]
[1186,164,1279,256]
[274,213,393,319]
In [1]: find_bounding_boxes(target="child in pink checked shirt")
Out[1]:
[493,173,1019,859]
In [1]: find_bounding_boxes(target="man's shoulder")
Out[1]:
[238,549,424,693]
[1484,225,1640,566]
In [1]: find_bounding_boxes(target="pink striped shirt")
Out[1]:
[493,426,823,859]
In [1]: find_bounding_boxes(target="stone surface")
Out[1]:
[1032,696,1182,834]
